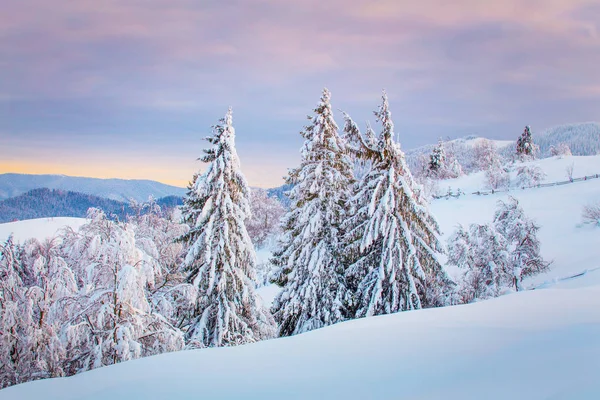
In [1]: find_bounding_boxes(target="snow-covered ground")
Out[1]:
[441,154,600,194]
[3,279,599,400]
[2,156,600,400]
[0,217,87,243]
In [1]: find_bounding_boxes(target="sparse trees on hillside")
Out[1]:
[485,158,510,190]
[271,88,354,336]
[342,91,452,318]
[473,139,499,171]
[449,197,549,301]
[474,139,510,190]
[179,109,275,348]
[426,139,463,180]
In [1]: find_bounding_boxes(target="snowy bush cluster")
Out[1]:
[0,203,193,388]
[582,201,600,226]
[447,197,549,302]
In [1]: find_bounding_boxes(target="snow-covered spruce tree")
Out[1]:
[179,108,275,347]
[428,139,446,177]
[342,91,452,317]
[270,88,354,336]
[493,197,549,291]
[516,125,536,160]
[447,224,509,303]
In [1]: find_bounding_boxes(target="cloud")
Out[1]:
[1,0,599,185]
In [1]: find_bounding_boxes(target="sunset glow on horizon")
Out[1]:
[2,0,599,187]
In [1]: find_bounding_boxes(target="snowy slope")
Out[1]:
[0,217,87,243]
[0,173,186,202]
[3,282,599,400]
[3,156,600,400]
[439,154,600,194]
[432,175,600,287]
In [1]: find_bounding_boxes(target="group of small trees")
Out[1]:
[447,197,549,302]
[0,204,192,388]
[426,140,464,179]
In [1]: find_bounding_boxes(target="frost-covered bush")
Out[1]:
[515,165,546,188]
[493,197,549,291]
[447,224,509,303]
[0,204,194,389]
[246,188,285,248]
[549,143,572,158]
[448,197,549,301]
[582,202,600,226]
[485,162,510,190]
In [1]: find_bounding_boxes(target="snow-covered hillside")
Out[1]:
[0,173,186,202]
[3,277,599,400]
[405,136,513,173]
[3,153,599,400]
[0,217,87,243]
[405,122,600,174]
[439,154,600,194]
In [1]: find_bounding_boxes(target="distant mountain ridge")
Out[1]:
[0,188,183,223]
[0,173,187,202]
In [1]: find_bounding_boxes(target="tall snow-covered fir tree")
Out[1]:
[270,88,354,336]
[342,91,452,317]
[179,109,275,348]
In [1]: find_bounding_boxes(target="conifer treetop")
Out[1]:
[179,108,275,348]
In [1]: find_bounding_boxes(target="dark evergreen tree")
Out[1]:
[428,139,446,176]
[516,125,535,159]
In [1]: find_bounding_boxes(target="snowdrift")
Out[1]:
[0,217,87,243]
[2,279,599,400]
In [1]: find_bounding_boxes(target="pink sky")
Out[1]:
[1,0,599,187]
